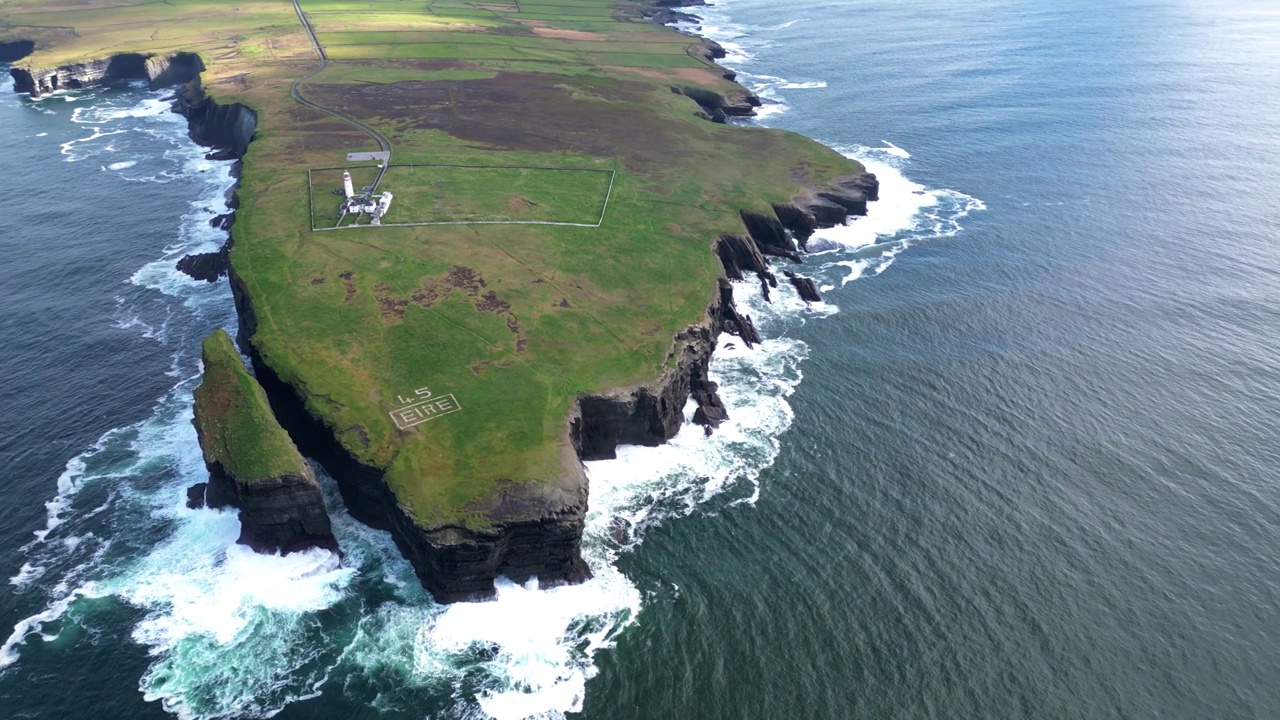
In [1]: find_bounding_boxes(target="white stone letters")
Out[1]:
[390,388,462,430]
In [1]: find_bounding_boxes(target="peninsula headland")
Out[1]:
[2,0,876,602]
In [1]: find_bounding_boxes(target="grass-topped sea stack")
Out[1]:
[3,0,876,601]
[190,330,338,555]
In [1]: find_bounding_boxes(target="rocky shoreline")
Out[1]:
[3,2,877,602]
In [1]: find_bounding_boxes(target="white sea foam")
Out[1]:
[317,321,810,720]
[60,127,127,161]
[71,96,174,125]
[8,562,46,588]
[799,146,986,285]
[0,586,91,671]
[878,140,911,158]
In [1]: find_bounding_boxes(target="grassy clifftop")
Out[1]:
[193,329,308,483]
[3,0,863,529]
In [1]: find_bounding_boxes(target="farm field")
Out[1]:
[308,164,615,229]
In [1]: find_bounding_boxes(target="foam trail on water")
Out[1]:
[60,127,127,161]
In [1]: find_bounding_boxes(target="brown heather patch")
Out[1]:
[529,27,607,41]
[306,73,683,165]
[339,270,357,303]
[602,65,724,84]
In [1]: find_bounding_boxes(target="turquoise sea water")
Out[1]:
[2,1,1279,717]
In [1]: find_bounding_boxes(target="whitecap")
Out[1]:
[0,585,94,672]
[878,140,911,158]
[780,81,827,90]
[8,562,46,589]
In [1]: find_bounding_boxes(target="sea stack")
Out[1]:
[190,329,338,555]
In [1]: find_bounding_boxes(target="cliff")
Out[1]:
[170,74,257,159]
[191,329,338,555]
[10,51,201,97]
[8,51,257,160]
[220,155,873,597]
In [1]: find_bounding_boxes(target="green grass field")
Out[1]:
[2,0,864,528]
[193,330,309,482]
[309,164,614,228]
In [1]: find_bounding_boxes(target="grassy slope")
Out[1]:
[2,0,862,527]
[194,329,308,482]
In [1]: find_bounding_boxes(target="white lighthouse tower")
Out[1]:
[342,171,355,199]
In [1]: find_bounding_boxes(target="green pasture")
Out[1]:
[308,164,613,229]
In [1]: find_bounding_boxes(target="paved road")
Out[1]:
[289,0,391,190]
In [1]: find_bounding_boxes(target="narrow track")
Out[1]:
[289,0,391,191]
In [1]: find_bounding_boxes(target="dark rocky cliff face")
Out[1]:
[9,51,202,97]
[193,460,339,555]
[171,75,257,159]
[570,311,720,460]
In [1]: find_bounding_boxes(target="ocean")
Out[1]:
[2,0,1279,717]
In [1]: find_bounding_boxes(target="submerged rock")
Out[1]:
[176,240,229,282]
[784,270,823,303]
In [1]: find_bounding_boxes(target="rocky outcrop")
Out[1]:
[784,172,880,231]
[717,277,761,348]
[645,0,707,26]
[570,318,717,460]
[677,85,760,123]
[784,270,823,303]
[176,240,230,282]
[569,273,767,456]
[191,329,338,556]
[741,209,801,262]
[771,202,818,249]
[717,233,773,284]
[0,40,34,63]
[210,212,236,231]
[177,209,237,282]
[171,75,257,158]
